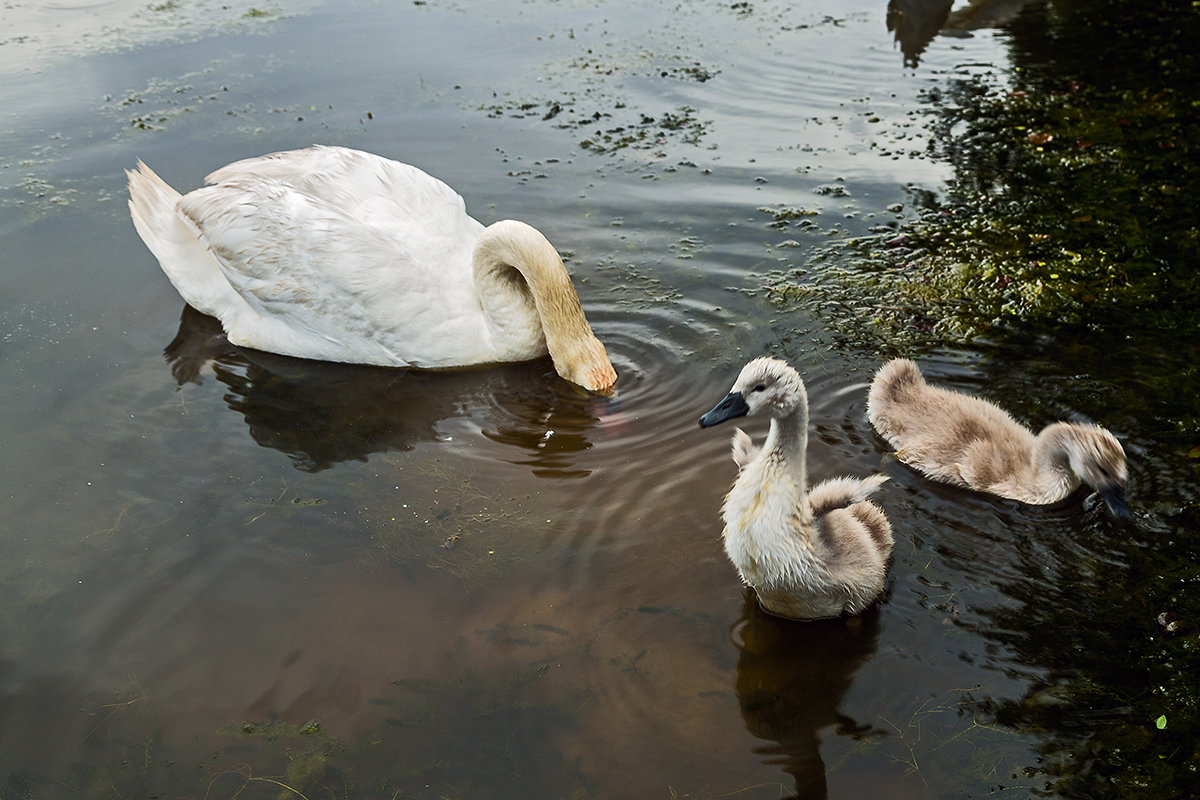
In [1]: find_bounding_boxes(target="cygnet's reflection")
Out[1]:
[733,593,882,800]
[163,306,607,475]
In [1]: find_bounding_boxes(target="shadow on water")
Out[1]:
[952,508,1188,793]
[940,334,1200,798]
[733,594,883,800]
[163,305,606,477]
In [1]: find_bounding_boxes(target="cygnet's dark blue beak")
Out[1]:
[1099,484,1131,518]
[699,392,750,428]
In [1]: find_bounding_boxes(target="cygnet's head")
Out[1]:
[1060,423,1130,517]
[698,357,808,427]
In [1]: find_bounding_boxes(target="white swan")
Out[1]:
[126,146,617,392]
[699,357,894,620]
[867,358,1129,515]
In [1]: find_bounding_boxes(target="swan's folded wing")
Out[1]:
[808,474,888,516]
[204,145,473,235]
[818,499,893,587]
[175,178,485,367]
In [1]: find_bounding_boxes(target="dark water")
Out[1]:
[1,1,1196,798]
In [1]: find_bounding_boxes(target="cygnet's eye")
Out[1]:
[753,384,766,393]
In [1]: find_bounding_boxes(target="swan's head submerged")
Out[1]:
[1056,423,1130,517]
[553,335,618,395]
[474,220,617,395]
[698,357,807,427]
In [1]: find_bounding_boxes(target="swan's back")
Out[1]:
[128,147,512,368]
[191,147,485,299]
[867,358,1036,489]
[868,358,1027,442]
[204,146,476,237]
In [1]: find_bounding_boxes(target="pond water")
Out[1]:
[2,1,1196,798]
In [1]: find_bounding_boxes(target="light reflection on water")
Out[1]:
[3,0,1177,797]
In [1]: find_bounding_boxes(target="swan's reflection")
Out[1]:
[887,0,952,67]
[733,593,882,799]
[163,305,605,475]
[887,0,1030,66]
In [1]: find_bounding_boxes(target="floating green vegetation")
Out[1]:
[471,39,717,156]
[209,719,349,799]
[242,480,326,525]
[757,204,820,229]
[579,106,709,154]
[565,51,719,85]
[480,91,710,155]
[595,253,686,306]
[658,62,719,82]
[113,73,215,133]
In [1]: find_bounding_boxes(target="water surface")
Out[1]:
[1,1,1193,798]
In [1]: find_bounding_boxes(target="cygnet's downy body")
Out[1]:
[700,357,894,620]
[867,358,1129,516]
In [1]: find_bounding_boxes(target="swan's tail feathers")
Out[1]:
[731,427,758,469]
[127,161,183,249]
[808,474,889,517]
[127,161,234,320]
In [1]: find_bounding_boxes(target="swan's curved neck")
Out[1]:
[473,220,613,389]
[764,391,810,490]
[1029,423,1084,502]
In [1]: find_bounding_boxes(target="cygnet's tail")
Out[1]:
[808,473,889,517]
[127,161,232,319]
[867,357,928,439]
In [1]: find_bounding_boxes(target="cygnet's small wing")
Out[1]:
[808,474,889,516]
[731,428,758,469]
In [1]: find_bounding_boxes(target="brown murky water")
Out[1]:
[2,1,1186,798]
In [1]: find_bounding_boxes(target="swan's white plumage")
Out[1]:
[699,358,894,620]
[127,146,615,391]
